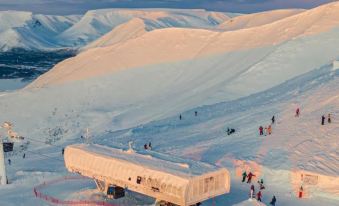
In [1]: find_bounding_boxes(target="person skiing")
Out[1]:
[270,195,277,206]
[247,172,255,183]
[295,108,300,117]
[242,171,247,182]
[259,126,263,136]
[264,127,268,136]
[8,159,11,165]
[23,153,26,159]
[148,142,152,150]
[328,113,331,123]
[62,148,65,155]
[195,111,198,116]
[250,184,255,199]
[268,125,272,135]
[321,115,325,125]
[144,144,148,150]
[257,190,262,202]
[179,114,182,120]
[271,115,275,124]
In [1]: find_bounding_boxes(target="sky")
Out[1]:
[0,0,337,15]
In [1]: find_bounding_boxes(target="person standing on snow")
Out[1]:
[195,111,198,116]
[264,127,268,136]
[268,125,272,135]
[299,186,304,198]
[250,184,255,199]
[179,114,182,120]
[321,115,325,125]
[270,195,277,206]
[257,190,262,202]
[247,172,255,183]
[328,113,332,123]
[148,142,152,150]
[144,144,148,150]
[259,126,264,136]
[271,116,275,124]
[242,171,247,182]
[295,108,300,117]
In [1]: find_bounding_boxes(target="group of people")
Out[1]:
[259,115,275,136]
[144,142,152,150]
[297,108,333,126]
[179,111,198,120]
[242,171,255,183]
[242,171,276,205]
[321,114,332,125]
[259,125,272,136]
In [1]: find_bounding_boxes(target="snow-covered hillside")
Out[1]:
[218,9,304,31]
[0,2,338,206]
[82,18,150,50]
[0,9,233,51]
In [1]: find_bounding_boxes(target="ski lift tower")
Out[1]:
[0,136,7,185]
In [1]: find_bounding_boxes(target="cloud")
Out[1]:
[0,0,336,14]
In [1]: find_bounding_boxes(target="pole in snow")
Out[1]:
[85,128,91,144]
[0,139,7,185]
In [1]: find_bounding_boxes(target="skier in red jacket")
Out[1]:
[259,126,263,136]
[295,108,300,117]
[247,172,255,183]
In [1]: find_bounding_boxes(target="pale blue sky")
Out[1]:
[0,0,336,15]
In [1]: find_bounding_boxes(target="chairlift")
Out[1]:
[106,185,125,199]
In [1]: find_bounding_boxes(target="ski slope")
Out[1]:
[0,2,338,206]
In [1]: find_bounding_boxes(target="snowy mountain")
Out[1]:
[60,8,234,47]
[0,2,339,206]
[82,18,150,50]
[0,9,234,51]
[0,11,80,51]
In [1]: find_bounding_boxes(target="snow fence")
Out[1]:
[33,176,118,206]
